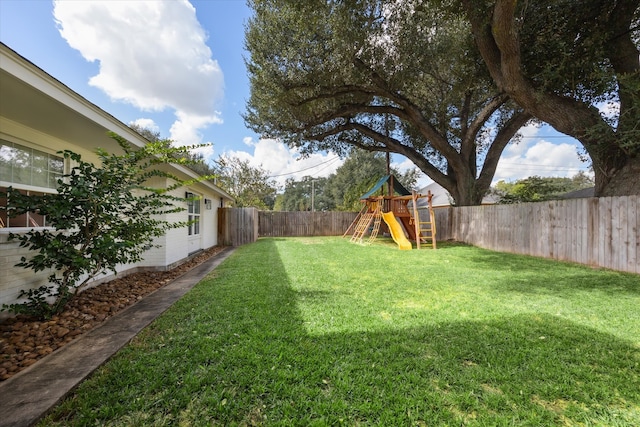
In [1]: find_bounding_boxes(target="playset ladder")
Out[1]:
[412,191,437,249]
[367,206,383,244]
[350,212,373,243]
[350,200,382,244]
[343,204,369,238]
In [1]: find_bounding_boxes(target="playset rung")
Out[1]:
[345,175,436,250]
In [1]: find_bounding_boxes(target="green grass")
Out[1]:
[41,237,640,426]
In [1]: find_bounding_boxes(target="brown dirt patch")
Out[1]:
[0,246,227,381]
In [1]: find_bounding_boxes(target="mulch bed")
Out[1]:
[0,246,226,381]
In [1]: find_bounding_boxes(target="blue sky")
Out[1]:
[0,0,591,189]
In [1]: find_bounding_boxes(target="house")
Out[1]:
[559,187,595,199]
[416,182,499,207]
[0,43,232,310]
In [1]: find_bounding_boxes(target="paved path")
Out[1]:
[0,247,236,427]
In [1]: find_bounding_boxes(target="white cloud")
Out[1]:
[129,118,159,133]
[168,111,219,146]
[390,156,432,189]
[130,116,215,161]
[225,137,344,187]
[53,0,223,145]
[190,144,215,162]
[494,139,588,183]
[504,122,541,157]
[391,157,414,173]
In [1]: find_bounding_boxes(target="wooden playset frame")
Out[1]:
[343,175,436,250]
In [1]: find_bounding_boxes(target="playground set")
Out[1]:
[343,175,436,250]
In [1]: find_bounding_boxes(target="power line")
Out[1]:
[308,157,343,177]
[517,135,578,139]
[498,162,589,171]
[268,156,341,178]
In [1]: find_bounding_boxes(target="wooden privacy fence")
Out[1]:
[218,209,358,245]
[220,197,638,274]
[217,207,259,247]
[426,195,639,274]
[259,211,358,237]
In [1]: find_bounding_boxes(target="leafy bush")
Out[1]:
[1,133,212,320]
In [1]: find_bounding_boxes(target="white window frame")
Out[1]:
[186,192,201,236]
[1,139,68,229]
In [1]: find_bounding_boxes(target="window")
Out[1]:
[0,140,63,190]
[186,192,201,236]
[0,188,50,228]
[1,140,64,228]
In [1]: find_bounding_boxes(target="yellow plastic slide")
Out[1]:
[381,212,412,250]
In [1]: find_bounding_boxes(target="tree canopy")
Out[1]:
[128,124,278,209]
[325,150,418,211]
[274,176,331,212]
[245,0,532,206]
[461,0,640,196]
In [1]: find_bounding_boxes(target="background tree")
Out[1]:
[129,123,162,143]
[274,176,332,211]
[274,150,419,211]
[324,150,418,211]
[245,0,532,206]
[213,154,278,209]
[462,0,640,196]
[492,172,595,204]
[1,133,209,319]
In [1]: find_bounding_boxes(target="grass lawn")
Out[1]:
[41,237,640,426]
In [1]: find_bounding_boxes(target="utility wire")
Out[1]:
[267,156,341,178]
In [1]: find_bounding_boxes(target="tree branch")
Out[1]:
[461,93,508,161]
[308,119,452,188]
[352,57,464,167]
[477,110,533,190]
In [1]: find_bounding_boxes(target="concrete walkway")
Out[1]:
[0,247,236,427]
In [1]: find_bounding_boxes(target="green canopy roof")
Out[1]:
[360,175,411,200]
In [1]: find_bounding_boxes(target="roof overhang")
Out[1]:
[0,43,232,202]
[0,43,145,153]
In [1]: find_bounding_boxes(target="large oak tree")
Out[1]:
[462,0,640,196]
[244,0,532,205]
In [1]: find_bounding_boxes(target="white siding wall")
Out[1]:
[0,230,140,316]
[0,122,227,311]
[201,195,221,249]
[0,232,52,308]
[144,185,223,268]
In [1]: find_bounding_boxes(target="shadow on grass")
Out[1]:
[44,239,640,426]
[465,249,640,296]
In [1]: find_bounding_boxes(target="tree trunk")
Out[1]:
[442,163,486,206]
[463,0,639,197]
[600,155,640,197]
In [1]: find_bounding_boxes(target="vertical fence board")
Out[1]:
[424,196,638,274]
[599,198,609,268]
[219,197,637,273]
[576,198,587,264]
[627,197,640,273]
[217,207,258,246]
[256,211,358,238]
[613,197,624,272]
